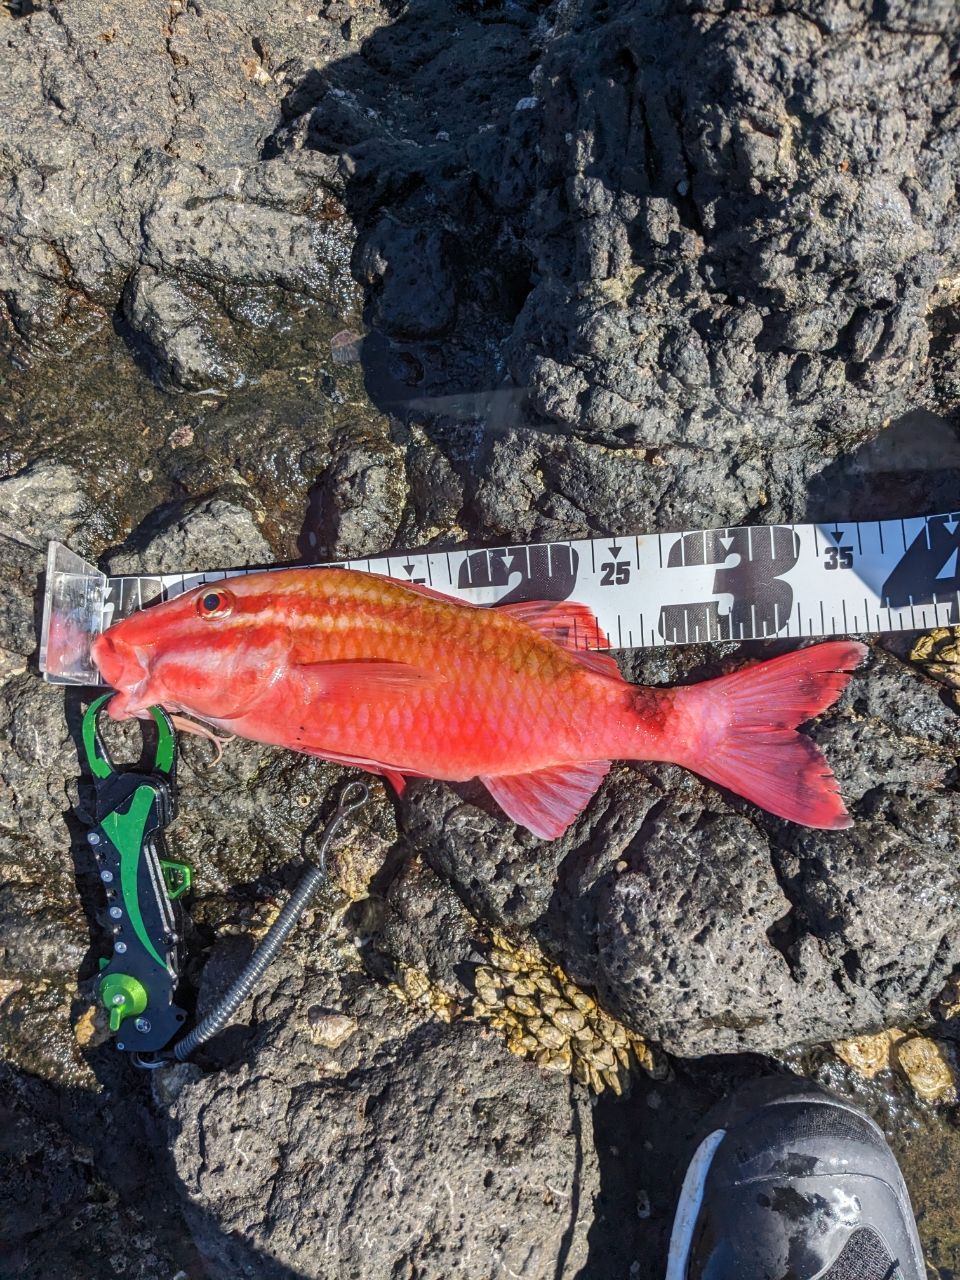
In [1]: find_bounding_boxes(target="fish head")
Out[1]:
[91,576,290,723]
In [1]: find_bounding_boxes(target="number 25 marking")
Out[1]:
[600,562,630,586]
[824,546,854,570]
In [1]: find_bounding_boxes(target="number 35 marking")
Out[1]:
[824,546,854,570]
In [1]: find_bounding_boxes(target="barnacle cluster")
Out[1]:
[384,933,664,1095]
[833,1028,903,1079]
[895,1035,958,1106]
[470,931,666,1095]
[389,963,463,1024]
[833,1028,959,1105]
[911,627,960,695]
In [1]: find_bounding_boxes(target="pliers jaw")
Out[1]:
[81,695,191,1055]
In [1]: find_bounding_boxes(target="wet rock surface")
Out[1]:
[2,0,960,1277]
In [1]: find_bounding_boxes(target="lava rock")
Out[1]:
[300,433,407,560]
[0,462,92,551]
[0,0,364,364]
[0,1062,202,1280]
[0,675,88,979]
[122,268,241,392]
[107,493,273,576]
[401,647,960,1056]
[508,0,960,528]
[376,852,487,991]
[164,947,598,1280]
[3,1,960,1274]
[359,220,457,339]
[0,533,46,683]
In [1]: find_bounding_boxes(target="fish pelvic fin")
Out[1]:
[383,769,407,796]
[480,760,611,840]
[670,640,867,830]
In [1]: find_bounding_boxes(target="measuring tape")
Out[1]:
[40,508,960,685]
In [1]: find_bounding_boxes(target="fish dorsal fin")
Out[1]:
[295,659,441,696]
[480,760,611,840]
[495,600,622,680]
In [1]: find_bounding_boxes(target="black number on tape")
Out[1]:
[881,516,960,622]
[658,526,800,642]
[600,562,630,586]
[457,544,579,603]
[824,546,854,570]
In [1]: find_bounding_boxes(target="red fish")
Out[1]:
[90,568,866,839]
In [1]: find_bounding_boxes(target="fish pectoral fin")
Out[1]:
[480,760,611,841]
[295,659,442,696]
[494,601,623,681]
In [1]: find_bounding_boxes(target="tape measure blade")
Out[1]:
[45,507,959,680]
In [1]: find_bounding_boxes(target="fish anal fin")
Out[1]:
[480,760,611,840]
[495,601,621,679]
[572,648,625,679]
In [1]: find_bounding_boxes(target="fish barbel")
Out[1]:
[90,567,866,839]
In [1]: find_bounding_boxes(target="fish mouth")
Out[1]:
[91,632,152,709]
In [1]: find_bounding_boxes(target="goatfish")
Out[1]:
[90,567,866,839]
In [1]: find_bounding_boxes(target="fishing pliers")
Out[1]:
[81,694,191,1056]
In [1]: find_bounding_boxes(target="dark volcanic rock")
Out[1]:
[359,220,457,340]
[107,491,273,576]
[0,0,366,378]
[0,1063,203,1280]
[4,0,960,1276]
[163,945,598,1280]
[402,647,960,1057]
[497,0,960,534]
[301,430,407,559]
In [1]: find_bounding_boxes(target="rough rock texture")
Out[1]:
[4,0,960,1276]
[163,942,599,1280]
[505,0,960,535]
[402,646,960,1056]
[0,0,367,373]
[107,492,273,575]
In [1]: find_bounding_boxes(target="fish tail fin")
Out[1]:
[670,640,867,829]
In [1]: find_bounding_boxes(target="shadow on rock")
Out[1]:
[0,1055,318,1280]
[575,1056,782,1280]
[0,1059,211,1280]
[264,0,554,561]
[263,0,541,414]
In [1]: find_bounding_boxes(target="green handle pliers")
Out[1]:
[81,694,191,1054]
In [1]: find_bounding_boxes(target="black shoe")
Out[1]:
[665,1076,926,1280]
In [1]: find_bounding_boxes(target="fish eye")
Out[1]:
[197,588,234,619]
